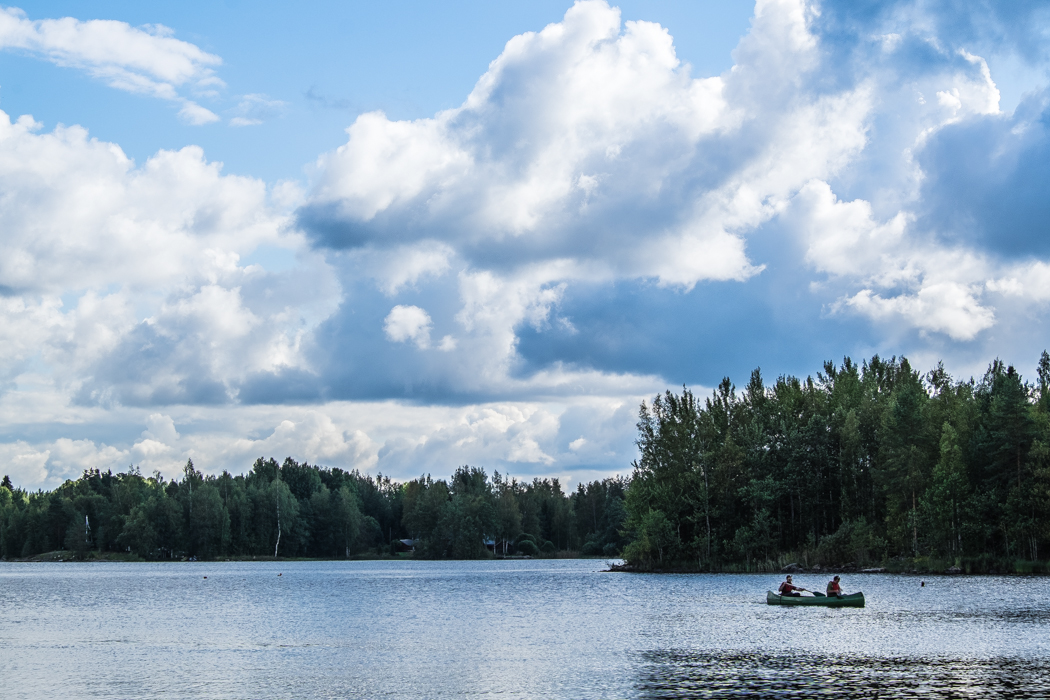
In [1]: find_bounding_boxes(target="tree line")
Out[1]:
[4,352,1047,570]
[0,457,627,560]
[622,353,1050,573]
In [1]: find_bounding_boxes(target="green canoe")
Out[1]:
[766,590,865,608]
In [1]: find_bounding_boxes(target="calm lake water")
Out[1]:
[2,560,1049,699]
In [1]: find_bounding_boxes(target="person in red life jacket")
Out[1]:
[778,574,805,597]
[826,575,843,598]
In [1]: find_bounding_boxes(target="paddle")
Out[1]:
[778,586,824,597]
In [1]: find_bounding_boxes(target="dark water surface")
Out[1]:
[2,560,1049,698]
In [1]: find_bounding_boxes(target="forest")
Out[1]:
[0,457,627,561]
[623,353,1050,573]
[2,352,1048,573]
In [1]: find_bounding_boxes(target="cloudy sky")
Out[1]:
[1,0,1049,489]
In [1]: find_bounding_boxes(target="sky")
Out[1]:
[1,0,1049,490]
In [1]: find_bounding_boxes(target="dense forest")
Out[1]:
[2,353,1048,573]
[623,353,1050,573]
[0,458,627,561]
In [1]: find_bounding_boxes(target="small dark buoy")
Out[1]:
[203,576,208,579]
[921,581,925,587]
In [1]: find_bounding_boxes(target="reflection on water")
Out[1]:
[638,650,1050,699]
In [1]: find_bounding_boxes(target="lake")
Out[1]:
[2,559,1049,698]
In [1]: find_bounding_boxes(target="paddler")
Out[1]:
[826,575,843,598]
[778,574,805,597]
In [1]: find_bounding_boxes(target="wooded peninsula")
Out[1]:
[2,353,1049,574]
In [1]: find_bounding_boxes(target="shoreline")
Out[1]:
[3,552,1047,575]
[605,561,1050,576]
[0,550,612,564]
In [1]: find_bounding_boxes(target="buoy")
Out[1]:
[921,581,925,587]
[203,576,208,579]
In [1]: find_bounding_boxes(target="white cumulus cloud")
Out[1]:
[384,305,434,349]
[0,6,222,123]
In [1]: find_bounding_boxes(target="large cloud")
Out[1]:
[776,0,1050,347]
[291,0,1050,397]
[0,108,337,409]
[300,0,870,288]
[290,0,876,403]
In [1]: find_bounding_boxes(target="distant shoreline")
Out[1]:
[0,550,611,564]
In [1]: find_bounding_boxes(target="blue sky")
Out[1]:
[1,0,1049,489]
[0,1,754,182]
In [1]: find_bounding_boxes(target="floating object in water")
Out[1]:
[921,581,925,587]
[203,576,207,579]
[766,591,865,607]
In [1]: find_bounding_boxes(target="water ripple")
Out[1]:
[637,650,1050,699]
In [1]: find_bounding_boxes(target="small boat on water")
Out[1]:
[766,591,865,608]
